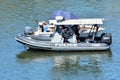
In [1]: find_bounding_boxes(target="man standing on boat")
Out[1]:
[72,25,80,43]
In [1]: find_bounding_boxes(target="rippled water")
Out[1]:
[0,0,120,80]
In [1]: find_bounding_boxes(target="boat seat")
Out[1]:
[51,32,63,43]
[68,34,77,43]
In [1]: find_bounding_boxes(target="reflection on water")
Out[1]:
[16,49,112,63]
[0,0,119,79]
[16,50,112,80]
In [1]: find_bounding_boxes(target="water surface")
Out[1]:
[0,0,120,80]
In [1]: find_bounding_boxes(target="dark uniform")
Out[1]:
[62,27,73,43]
[72,25,80,42]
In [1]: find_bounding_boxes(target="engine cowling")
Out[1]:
[101,33,112,45]
[24,26,33,36]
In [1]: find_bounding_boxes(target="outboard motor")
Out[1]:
[24,26,33,36]
[101,33,112,45]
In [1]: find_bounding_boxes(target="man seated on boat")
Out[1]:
[39,21,49,32]
[80,24,87,33]
[56,25,65,35]
[34,21,51,35]
[34,21,44,35]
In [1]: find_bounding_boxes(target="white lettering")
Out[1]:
[55,43,77,47]
[92,44,100,47]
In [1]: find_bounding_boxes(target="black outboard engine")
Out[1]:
[101,33,112,45]
[24,26,33,36]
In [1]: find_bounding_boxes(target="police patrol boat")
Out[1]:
[16,15,112,51]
